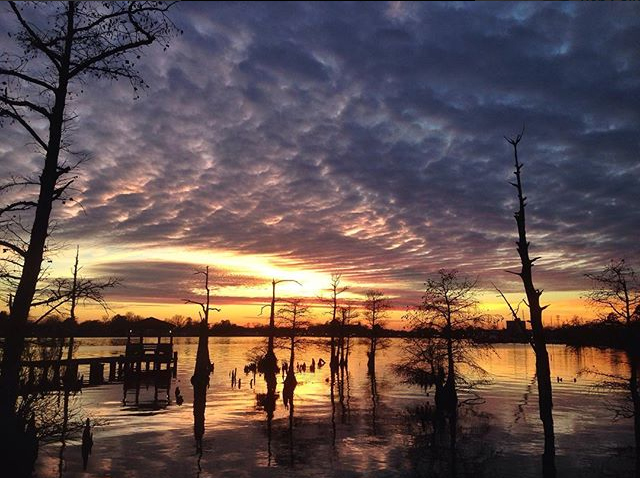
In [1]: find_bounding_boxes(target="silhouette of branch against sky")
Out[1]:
[1,2,638,322]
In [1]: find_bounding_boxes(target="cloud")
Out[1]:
[89,260,267,304]
[1,3,639,310]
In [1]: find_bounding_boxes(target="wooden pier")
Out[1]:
[19,318,178,405]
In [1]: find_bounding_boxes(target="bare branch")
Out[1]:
[0,67,55,92]
[0,107,49,150]
[9,2,62,68]
[0,240,26,258]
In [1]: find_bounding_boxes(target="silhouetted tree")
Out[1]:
[398,269,491,413]
[276,299,309,405]
[168,314,188,330]
[585,260,640,472]
[259,278,301,378]
[34,246,119,324]
[327,274,348,371]
[504,129,555,472]
[338,304,357,368]
[185,266,219,454]
[0,3,177,473]
[363,290,390,375]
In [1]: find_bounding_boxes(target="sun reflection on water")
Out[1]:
[34,338,636,478]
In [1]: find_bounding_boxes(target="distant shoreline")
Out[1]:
[6,330,634,351]
[2,313,636,351]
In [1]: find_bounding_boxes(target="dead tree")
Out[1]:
[363,290,390,375]
[505,129,555,464]
[585,260,640,469]
[0,3,178,464]
[259,278,301,378]
[33,246,119,325]
[338,304,357,368]
[277,299,309,407]
[328,273,348,371]
[46,245,118,384]
[185,266,220,454]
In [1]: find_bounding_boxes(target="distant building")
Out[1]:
[505,319,527,335]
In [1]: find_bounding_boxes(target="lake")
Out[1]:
[34,338,636,477]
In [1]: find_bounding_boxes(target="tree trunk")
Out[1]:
[192,320,211,453]
[261,280,278,376]
[507,133,556,465]
[70,246,79,323]
[442,326,458,412]
[0,12,73,470]
[367,336,376,374]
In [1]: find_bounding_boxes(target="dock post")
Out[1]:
[172,351,178,378]
[89,362,104,385]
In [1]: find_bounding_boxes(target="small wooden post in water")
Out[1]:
[89,362,104,385]
[172,351,178,378]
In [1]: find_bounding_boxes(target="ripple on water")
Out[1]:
[33,338,636,478]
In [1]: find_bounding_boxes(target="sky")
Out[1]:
[1,2,639,327]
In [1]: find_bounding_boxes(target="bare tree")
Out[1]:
[504,129,555,468]
[184,266,219,454]
[34,246,119,325]
[276,299,310,401]
[259,278,301,378]
[585,260,640,469]
[329,274,348,369]
[0,4,178,468]
[314,273,348,371]
[363,290,390,375]
[338,304,357,368]
[167,314,188,330]
[398,270,491,413]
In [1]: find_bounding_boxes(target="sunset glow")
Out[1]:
[2,2,638,327]
[2,3,639,478]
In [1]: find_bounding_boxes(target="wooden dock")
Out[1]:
[19,318,179,405]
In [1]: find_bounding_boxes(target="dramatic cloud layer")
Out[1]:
[1,2,639,315]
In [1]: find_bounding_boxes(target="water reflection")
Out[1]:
[406,404,495,478]
[369,369,379,436]
[31,339,638,478]
[191,321,212,454]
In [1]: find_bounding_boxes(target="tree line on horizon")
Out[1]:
[2,299,637,349]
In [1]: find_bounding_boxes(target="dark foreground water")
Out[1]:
[34,338,635,478]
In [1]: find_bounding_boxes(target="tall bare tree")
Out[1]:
[338,304,357,368]
[259,278,301,377]
[363,290,390,375]
[0,3,177,472]
[504,129,555,469]
[35,246,119,325]
[277,299,309,404]
[327,273,347,370]
[185,266,219,454]
[585,260,640,471]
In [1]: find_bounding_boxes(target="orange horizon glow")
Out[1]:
[21,242,608,329]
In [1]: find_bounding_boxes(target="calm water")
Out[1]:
[34,338,635,478]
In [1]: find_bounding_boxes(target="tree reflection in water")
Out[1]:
[191,320,212,456]
[370,369,379,436]
[405,404,494,478]
[27,340,640,477]
[256,368,279,467]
